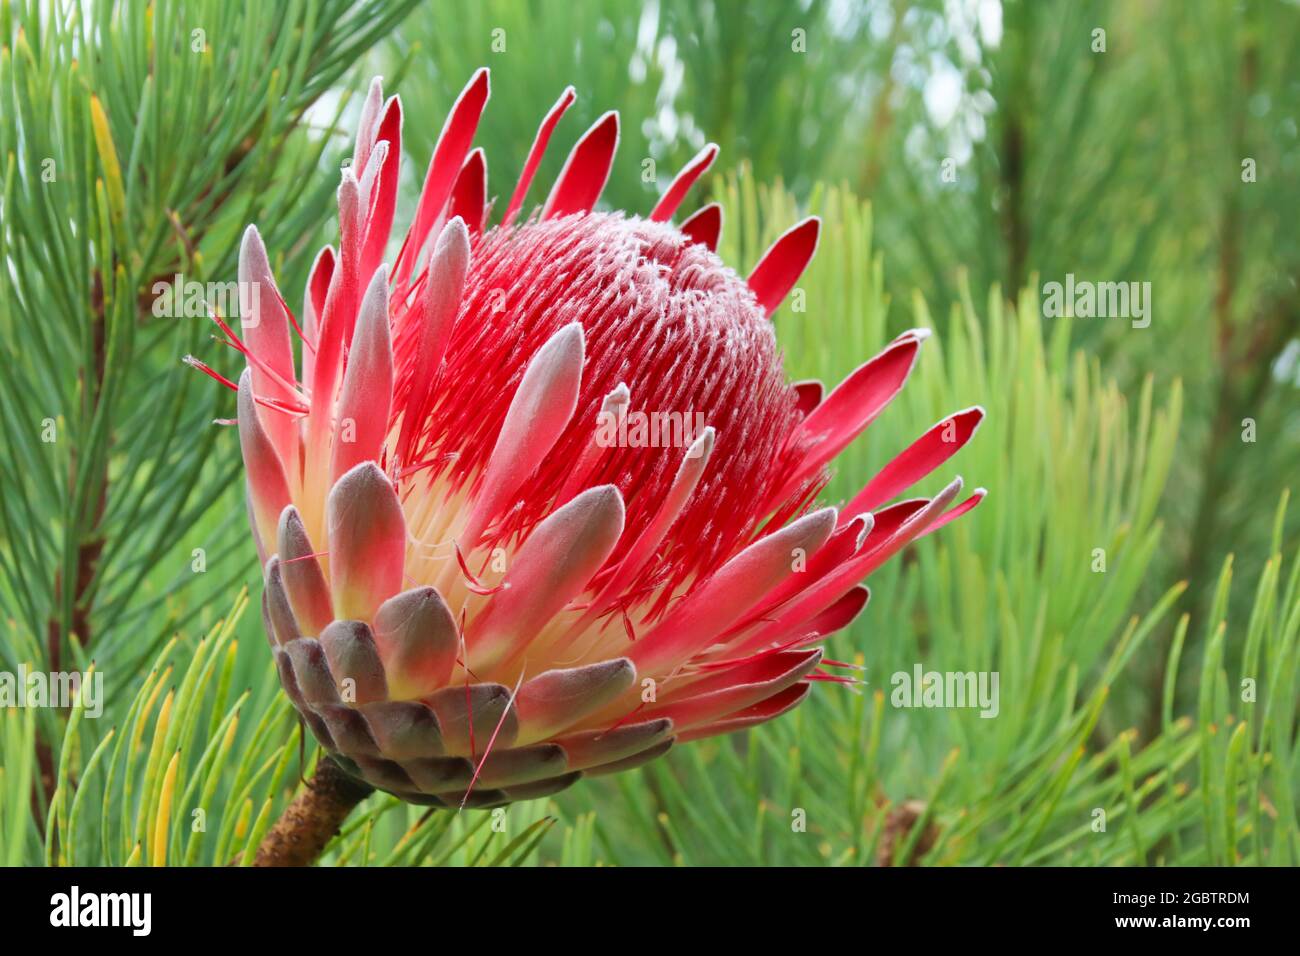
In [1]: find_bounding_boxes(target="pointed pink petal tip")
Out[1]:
[470,484,625,670]
[748,216,821,318]
[680,202,723,251]
[276,505,333,637]
[326,460,407,621]
[459,321,586,548]
[543,111,620,220]
[603,381,631,411]
[502,85,577,226]
[517,657,636,740]
[630,506,836,676]
[331,266,394,481]
[373,585,459,699]
[650,142,720,222]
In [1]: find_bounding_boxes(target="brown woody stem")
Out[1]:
[253,757,373,867]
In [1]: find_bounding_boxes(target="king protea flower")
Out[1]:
[193,70,984,809]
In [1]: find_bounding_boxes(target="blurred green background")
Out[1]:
[1,0,1297,866]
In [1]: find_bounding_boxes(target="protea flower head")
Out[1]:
[194,69,985,809]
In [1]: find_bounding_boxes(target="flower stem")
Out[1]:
[253,757,373,867]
